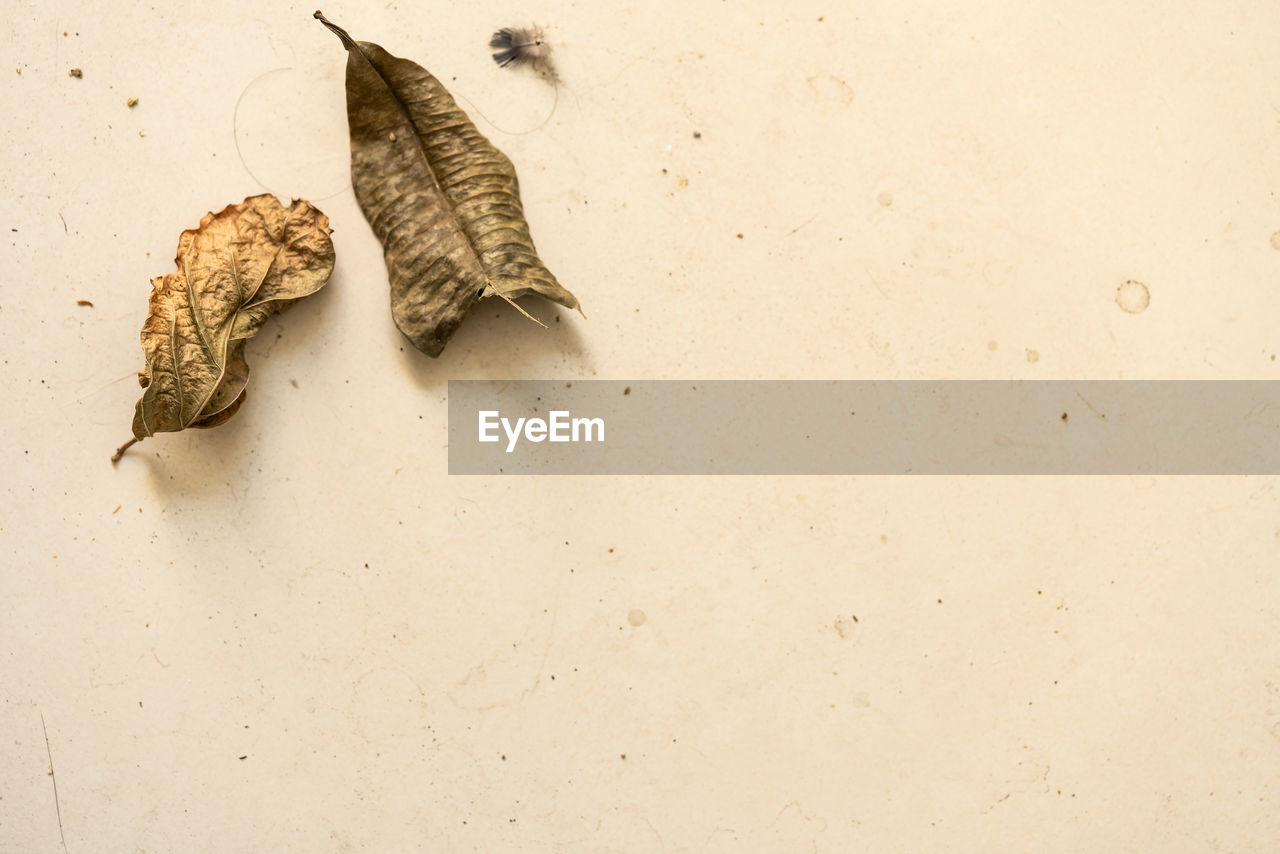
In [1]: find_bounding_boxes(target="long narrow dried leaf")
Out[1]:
[127,194,334,448]
[316,11,579,358]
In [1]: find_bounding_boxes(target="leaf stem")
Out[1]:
[314,11,357,50]
[111,437,139,463]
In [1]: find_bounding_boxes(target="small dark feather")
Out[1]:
[490,26,554,78]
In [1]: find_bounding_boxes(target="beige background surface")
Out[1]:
[3,0,1280,851]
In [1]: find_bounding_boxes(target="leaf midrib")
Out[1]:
[178,218,291,426]
[353,43,489,290]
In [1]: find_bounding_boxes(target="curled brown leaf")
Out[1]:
[118,194,334,460]
[316,11,580,358]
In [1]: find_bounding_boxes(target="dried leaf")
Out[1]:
[119,194,334,459]
[316,11,580,358]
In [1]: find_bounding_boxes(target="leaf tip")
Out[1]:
[485,282,549,329]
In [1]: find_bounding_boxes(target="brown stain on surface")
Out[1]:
[806,73,855,109]
[1115,280,1150,314]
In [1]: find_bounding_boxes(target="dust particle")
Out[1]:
[76,299,93,307]
[68,68,82,78]
[1026,349,1039,363]
[735,233,743,239]
[623,385,631,395]
[127,97,138,108]
[627,609,647,627]
[693,131,701,139]
[1115,280,1150,314]
[1060,412,1068,421]
[877,191,893,207]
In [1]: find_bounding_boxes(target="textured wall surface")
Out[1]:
[3,1,1279,850]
